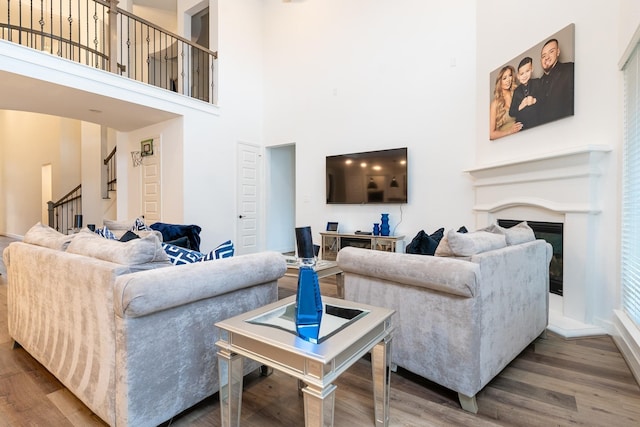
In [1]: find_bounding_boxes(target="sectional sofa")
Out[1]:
[3,223,286,426]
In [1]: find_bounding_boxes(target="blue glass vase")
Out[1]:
[294,226,323,343]
[373,223,380,236]
[295,264,323,343]
[380,213,390,236]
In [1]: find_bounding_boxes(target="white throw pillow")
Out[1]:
[446,230,507,257]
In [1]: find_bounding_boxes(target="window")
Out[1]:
[622,42,640,327]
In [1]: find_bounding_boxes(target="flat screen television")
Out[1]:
[326,147,408,204]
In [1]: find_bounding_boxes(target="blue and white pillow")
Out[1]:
[161,242,204,265]
[202,240,234,261]
[133,217,149,231]
[95,225,117,240]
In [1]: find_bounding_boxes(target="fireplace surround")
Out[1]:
[467,145,611,338]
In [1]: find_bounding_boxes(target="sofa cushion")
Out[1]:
[484,221,535,245]
[447,229,507,257]
[23,222,76,251]
[434,226,468,257]
[67,231,169,265]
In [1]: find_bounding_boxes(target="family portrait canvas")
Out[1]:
[489,23,575,140]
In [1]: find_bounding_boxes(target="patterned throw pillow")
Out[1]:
[133,217,149,231]
[95,225,117,240]
[201,240,235,261]
[161,242,204,265]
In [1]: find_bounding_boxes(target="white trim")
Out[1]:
[612,310,640,386]
[465,145,612,174]
[619,23,640,70]
[473,198,600,215]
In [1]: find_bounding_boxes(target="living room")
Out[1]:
[1,0,640,421]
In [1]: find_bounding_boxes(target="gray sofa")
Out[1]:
[3,225,286,426]
[337,226,552,413]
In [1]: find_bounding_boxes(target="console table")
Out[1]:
[320,232,405,261]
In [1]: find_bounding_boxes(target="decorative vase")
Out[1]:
[380,213,390,236]
[294,227,323,343]
[373,223,380,236]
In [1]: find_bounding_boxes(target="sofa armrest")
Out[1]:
[114,251,286,318]
[337,247,479,298]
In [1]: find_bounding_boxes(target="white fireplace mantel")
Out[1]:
[466,145,612,338]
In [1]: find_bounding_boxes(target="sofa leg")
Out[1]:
[458,393,478,413]
[540,329,548,339]
[259,365,273,377]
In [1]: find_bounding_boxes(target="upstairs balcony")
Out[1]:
[1,0,217,104]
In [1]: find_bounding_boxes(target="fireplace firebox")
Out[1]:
[498,220,563,296]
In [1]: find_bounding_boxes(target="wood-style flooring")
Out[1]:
[1,235,640,426]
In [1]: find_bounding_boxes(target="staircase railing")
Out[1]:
[48,184,82,235]
[104,146,116,192]
[0,0,217,103]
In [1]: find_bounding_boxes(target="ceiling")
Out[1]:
[133,0,176,11]
[0,69,180,132]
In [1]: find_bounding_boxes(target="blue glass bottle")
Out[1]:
[294,227,323,343]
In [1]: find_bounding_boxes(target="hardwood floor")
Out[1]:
[1,235,640,426]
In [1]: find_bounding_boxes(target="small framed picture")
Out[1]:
[326,222,338,232]
[141,139,154,157]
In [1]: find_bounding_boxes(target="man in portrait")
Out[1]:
[538,38,574,125]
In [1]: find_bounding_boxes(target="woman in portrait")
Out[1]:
[489,65,523,140]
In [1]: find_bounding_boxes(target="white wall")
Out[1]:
[261,0,478,245]
[476,0,627,329]
[0,111,81,235]
[80,122,105,229]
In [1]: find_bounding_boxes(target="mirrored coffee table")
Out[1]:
[216,295,394,427]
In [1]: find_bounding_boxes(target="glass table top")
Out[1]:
[246,300,370,344]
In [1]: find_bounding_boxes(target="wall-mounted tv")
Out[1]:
[326,147,408,204]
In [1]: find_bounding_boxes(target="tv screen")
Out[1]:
[326,148,407,204]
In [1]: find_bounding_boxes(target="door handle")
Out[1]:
[238,215,244,219]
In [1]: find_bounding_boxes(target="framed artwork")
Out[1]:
[141,138,154,156]
[489,23,575,140]
[326,222,339,232]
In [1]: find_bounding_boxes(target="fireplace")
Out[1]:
[466,146,611,337]
[498,219,563,296]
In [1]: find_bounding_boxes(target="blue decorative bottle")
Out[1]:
[380,213,390,236]
[294,227,323,343]
[373,223,380,236]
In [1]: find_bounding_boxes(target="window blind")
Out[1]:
[622,42,640,327]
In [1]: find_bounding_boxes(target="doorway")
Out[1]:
[266,144,296,254]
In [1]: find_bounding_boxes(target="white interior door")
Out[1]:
[236,142,261,255]
[142,139,161,223]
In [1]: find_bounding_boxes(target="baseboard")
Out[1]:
[612,310,640,386]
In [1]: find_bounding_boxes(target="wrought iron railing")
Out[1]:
[104,145,116,192]
[1,0,217,103]
[48,184,82,234]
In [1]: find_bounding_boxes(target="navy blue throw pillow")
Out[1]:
[406,227,444,256]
